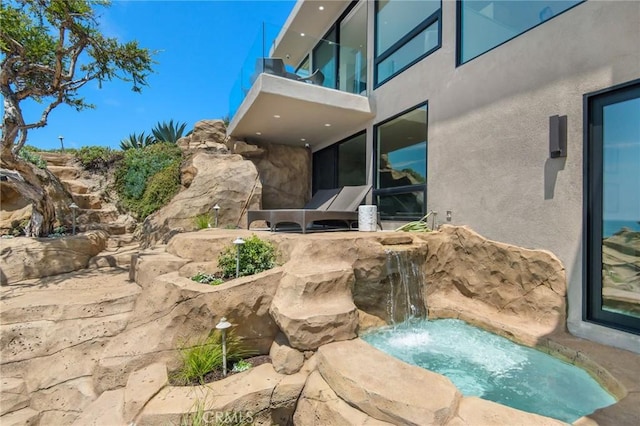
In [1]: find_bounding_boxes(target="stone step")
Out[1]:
[72,193,102,210]
[77,208,119,224]
[88,248,138,270]
[0,377,29,416]
[47,165,81,180]
[0,407,39,426]
[40,152,75,166]
[0,268,138,325]
[62,179,89,195]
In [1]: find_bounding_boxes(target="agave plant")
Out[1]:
[119,132,155,150]
[151,120,191,144]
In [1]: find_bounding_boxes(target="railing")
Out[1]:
[228,21,368,120]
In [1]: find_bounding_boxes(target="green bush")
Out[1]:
[173,330,253,385]
[75,146,122,171]
[194,213,212,229]
[217,235,277,278]
[191,272,223,286]
[114,142,182,219]
[137,162,181,218]
[18,148,46,169]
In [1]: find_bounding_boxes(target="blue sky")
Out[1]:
[19,0,295,151]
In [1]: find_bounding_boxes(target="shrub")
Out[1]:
[18,148,46,169]
[75,146,121,171]
[114,142,182,219]
[191,272,223,286]
[217,235,277,278]
[194,213,212,229]
[173,330,253,385]
[137,162,181,219]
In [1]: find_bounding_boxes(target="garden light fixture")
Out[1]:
[215,317,232,376]
[69,202,79,235]
[233,237,245,278]
[213,204,220,228]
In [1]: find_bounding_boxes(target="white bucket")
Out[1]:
[358,205,378,232]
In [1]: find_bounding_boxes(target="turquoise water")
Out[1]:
[362,319,616,422]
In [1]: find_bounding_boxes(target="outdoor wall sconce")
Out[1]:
[549,115,567,158]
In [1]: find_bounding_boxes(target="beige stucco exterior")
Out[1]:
[229,0,640,353]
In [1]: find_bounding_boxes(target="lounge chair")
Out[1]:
[247,185,373,233]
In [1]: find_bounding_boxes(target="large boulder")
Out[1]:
[0,230,108,284]
[177,119,230,152]
[0,184,31,235]
[140,152,261,247]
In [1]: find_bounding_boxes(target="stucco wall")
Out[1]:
[366,1,640,352]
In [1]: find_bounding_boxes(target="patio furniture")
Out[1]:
[247,185,374,233]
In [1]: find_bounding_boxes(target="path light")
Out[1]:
[233,237,245,278]
[69,202,79,235]
[58,135,64,152]
[215,317,232,376]
[213,204,220,228]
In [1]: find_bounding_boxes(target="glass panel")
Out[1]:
[601,96,640,319]
[339,2,367,94]
[376,191,425,219]
[459,0,581,63]
[312,27,337,89]
[377,106,427,189]
[338,133,367,186]
[313,146,337,192]
[377,21,439,83]
[296,55,310,78]
[376,0,440,54]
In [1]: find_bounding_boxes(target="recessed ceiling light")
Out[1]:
[319,6,324,11]
[273,114,281,119]
[324,123,331,127]
[300,33,305,37]
[256,132,262,135]
[301,138,306,141]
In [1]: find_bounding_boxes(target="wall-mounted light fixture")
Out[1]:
[549,115,567,158]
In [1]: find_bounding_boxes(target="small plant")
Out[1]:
[173,330,254,385]
[191,272,223,286]
[395,212,433,232]
[75,146,121,171]
[47,225,67,238]
[232,359,252,373]
[194,213,212,229]
[18,148,47,169]
[119,131,156,151]
[180,399,207,426]
[217,235,277,278]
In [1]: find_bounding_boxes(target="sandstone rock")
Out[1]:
[294,371,394,425]
[140,152,261,247]
[177,119,230,152]
[47,165,80,181]
[232,141,266,158]
[70,388,125,426]
[0,230,108,284]
[30,377,96,419]
[0,184,31,235]
[317,339,462,425]
[357,309,387,333]
[0,377,29,416]
[62,179,89,194]
[0,408,39,426]
[129,249,189,288]
[450,396,566,426]
[95,269,281,392]
[270,333,304,375]
[137,363,307,426]
[247,142,310,209]
[124,363,168,423]
[270,262,358,351]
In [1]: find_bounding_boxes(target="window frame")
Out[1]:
[456,0,585,66]
[583,78,640,335]
[312,129,367,193]
[373,101,429,220]
[374,0,442,87]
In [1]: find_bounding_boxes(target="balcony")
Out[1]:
[227,20,374,148]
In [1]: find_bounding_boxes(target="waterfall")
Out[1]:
[385,250,427,325]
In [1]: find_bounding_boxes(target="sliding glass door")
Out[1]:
[585,80,640,334]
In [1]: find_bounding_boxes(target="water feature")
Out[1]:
[362,319,616,422]
[361,250,616,422]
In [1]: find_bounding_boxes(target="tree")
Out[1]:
[0,0,155,236]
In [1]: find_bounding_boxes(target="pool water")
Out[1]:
[361,319,616,422]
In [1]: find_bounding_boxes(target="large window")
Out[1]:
[458,0,582,64]
[313,132,367,193]
[374,103,427,219]
[585,80,640,335]
[375,0,441,85]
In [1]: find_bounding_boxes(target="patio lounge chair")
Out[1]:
[247,185,373,233]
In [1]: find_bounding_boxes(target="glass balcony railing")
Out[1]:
[228,21,369,121]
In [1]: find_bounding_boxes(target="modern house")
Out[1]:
[227,0,640,353]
